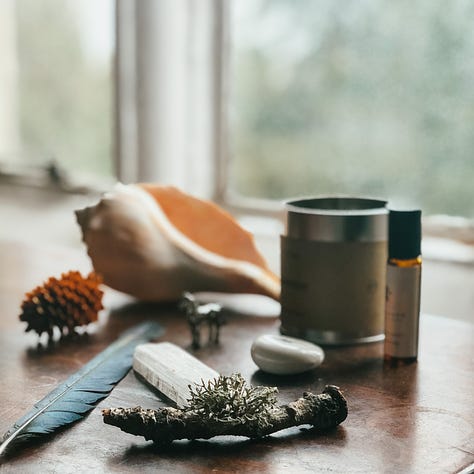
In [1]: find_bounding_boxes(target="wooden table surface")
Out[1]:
[0,240,473,474]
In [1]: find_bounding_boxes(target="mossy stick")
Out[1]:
[103,380,347,444]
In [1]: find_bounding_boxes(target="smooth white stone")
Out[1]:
[251,334,325,375]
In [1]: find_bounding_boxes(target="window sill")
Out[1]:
[237,214,474,265]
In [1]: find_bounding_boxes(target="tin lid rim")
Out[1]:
[286,196,388,217]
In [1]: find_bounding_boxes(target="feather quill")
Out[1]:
[0,321,164,457]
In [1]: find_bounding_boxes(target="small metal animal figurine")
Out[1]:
[179,292,225,349]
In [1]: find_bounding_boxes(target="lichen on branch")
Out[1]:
[187,374,278,429]
[102,374,348,444]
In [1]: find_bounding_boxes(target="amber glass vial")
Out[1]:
[384,209,422,364]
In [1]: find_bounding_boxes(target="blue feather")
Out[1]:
[0,321,164,456]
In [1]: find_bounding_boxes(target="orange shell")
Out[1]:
[76,183,280,302]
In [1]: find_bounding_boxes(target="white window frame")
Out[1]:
[115,0,222,201]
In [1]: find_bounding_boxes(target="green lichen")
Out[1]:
[187,374,278,428]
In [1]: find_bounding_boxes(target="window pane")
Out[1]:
[0,0,114,177]
[230,0,474,217]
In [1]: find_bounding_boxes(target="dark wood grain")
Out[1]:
[0,240,472,473]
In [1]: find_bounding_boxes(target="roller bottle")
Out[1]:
[384,209,422,364]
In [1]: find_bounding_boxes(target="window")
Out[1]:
[2,0,472,224]
[0,0,114,179]
[227,0,474,219]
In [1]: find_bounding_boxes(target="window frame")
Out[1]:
[115,0,222,200]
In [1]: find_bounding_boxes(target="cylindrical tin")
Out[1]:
[280,197,388,345]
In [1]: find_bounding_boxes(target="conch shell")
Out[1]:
[75,183,280,302]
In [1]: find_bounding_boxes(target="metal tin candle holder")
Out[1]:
[280,197,388,345]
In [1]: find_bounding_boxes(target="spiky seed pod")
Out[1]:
[19,271,104,338]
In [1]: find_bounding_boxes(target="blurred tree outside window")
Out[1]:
[0,0,114,178]
[1,0,472,220]
[229,0,474,218]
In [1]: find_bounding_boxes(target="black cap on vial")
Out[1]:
[388,209,422,259]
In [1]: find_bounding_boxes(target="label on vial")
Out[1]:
[384,264,421,358]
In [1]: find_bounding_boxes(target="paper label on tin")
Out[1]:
[280,236,387,342]
[384,264,421,358]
